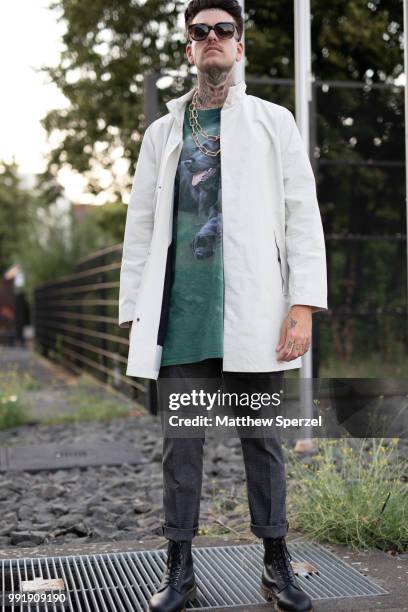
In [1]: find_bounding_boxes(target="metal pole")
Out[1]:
[234,0,245,83]
[294,0,314,451]
[144,71,160,129]
[404,0,408,310]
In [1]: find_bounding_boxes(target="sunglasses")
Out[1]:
[187,22,240,42]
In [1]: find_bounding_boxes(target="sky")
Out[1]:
[0,0,88,203]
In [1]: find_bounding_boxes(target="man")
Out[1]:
[119,1,327,610]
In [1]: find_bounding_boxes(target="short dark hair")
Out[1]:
[184,0,244,42]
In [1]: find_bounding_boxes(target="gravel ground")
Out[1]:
[0,346,406,553]
[0,347,260,549]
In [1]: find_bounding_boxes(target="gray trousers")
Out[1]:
[157,358,288,542]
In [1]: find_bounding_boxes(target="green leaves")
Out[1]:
[41,0,187,198]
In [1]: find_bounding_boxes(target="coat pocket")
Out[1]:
[153,184,161,222]
[273,229,288,294]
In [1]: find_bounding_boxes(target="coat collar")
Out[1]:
[165,79,247,126]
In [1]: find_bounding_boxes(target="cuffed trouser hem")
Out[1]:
[250,520,288,539]
[161,524,199,542]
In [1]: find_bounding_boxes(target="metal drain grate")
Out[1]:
[0,442,147,472]
[0,542,387,611]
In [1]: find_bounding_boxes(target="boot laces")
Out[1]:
[268,537,297,586]
[165,542,184,586]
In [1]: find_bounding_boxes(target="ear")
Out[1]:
[185,42,194,65]
[236,41,244,62]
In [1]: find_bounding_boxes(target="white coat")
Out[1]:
[119,79,328,381]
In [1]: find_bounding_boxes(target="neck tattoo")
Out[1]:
[195,69,234,109]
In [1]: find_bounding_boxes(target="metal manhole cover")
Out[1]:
[0,442,147,472]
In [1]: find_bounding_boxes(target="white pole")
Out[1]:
[234,0,245,83]
[404,0,408,307]
[294,0,314,452]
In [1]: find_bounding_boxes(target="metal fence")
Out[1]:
[32,232,407,403]
[33,243,157,412]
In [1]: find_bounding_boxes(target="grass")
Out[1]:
[0,370,42,429]
[319,354,408,378]
[43,380,131,425]
[286,438,408,553]
[0,367,131,429]
[44,396,129,424]
[75,372,104,389]
[199,439,408,550]
[197,479,251,538]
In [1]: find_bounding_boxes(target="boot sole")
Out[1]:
[260,582,313,612]
[148,583,197,612]
[179,583,197,611]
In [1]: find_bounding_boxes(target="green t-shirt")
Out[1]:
[160,106,224,366]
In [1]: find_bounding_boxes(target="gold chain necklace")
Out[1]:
[188,88,221,157]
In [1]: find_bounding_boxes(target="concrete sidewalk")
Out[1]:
[0,535,405,611]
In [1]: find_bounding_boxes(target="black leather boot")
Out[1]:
[261,535,313,612]
[148,539,197,612]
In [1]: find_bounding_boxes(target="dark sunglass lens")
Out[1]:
[214,23,235,38]
[190,24,209,40]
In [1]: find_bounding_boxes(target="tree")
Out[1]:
[41,0,188,201]
[0,160,34,274]
[0,156,121,301]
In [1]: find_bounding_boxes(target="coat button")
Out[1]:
[136,317,140,322]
